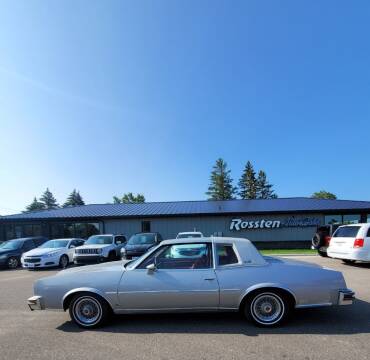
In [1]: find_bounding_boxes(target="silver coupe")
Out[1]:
[27,237,354,328]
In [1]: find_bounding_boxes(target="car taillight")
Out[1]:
[354,238,364,248]
[325,236,331,246]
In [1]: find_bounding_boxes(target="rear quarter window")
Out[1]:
[333,226,361,238]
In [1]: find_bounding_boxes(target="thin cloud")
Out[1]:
[0,65,126,113]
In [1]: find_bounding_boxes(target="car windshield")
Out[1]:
[177,233,202,238]
[333,226,361,238]
[85,235,113,245]
[128,234,156,245]
[39,240,69,249]
[0,240,23,250]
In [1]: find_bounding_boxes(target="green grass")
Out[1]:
[260,249,317,255]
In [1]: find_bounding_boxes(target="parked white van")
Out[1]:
[327,223,370,263]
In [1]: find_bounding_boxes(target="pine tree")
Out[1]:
[39,188,59,209]
[238,161,257,199]
[24,197,45,212]
[113,193,145,204]
[256,170,277,199]
[63,189,85,207]
[206,158,236,200]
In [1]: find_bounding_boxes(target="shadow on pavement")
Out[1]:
[57,299,370,336]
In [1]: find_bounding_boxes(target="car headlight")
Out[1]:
[43,251,60,258]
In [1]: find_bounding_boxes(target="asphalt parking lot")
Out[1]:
[0,256,369,360]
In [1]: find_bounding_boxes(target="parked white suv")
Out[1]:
[74,234,127,265]
[176,231,204,239]
[327,223,370,264]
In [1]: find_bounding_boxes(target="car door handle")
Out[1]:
[204,278,215,281]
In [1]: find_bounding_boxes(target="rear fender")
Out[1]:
[238,282,297,307]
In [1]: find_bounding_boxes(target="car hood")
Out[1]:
[56,260,130,276]
[23,248,63,257]
[125,244,154,251]
[76,244,112,249]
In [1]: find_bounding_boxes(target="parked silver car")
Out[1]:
[28,237,354,328]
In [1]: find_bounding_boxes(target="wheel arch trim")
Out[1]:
[62,287,114,311]
[238,283,297,309]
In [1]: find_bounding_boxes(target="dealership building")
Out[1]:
[1,197,370,248]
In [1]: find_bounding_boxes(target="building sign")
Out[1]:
[230,217,321,231]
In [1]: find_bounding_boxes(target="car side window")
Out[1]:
[137,243,212,269]
[22,240,35,251]
[115,236,126,245]
[216,244,239,266]
[367,228,370,237]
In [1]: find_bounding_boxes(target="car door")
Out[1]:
[117,242,219,311]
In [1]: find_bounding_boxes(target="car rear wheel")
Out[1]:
[312,234,323,248]
[342,259,356,264]
[318,248,328,257]
[59,255,69,269]
[245,291,289,327]
[69,293,110,328]
[7,257,19,269]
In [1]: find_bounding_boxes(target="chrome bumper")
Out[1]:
[28,296,45,311]
[338,289,355,305]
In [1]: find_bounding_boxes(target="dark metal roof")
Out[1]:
[1,198,370,221]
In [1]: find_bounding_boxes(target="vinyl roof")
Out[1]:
[1,198,370,221]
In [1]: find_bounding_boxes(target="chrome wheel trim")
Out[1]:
[8,257,19,269]
[250,292,285,325]
[60,255,68,268]
[73,296,103,326]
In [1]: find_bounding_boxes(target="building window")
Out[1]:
[86,223,100,237]
[5,225,14,240]
[324,215,342,225]
[23,225,33,237]
[141,221,151,232]
[342,214,360,224]
[14,225,22,238]
[50,222,101,239]
[33,225,42,236]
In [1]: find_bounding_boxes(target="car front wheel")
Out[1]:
[59,255,69,269]
[69,293,110,328]
[245,291,289,327]
[7,257,19,269]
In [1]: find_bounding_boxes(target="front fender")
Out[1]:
[62,287,115,310]
[238,282,297,307]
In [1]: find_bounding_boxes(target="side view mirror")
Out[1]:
[146,263,156,274]
[69,245,76,249]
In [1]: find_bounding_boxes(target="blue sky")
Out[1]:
[1,1,370,214]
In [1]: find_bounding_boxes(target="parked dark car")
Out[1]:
[311,224,341,257]
[121,232,163,260]
[0,237,48,269]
